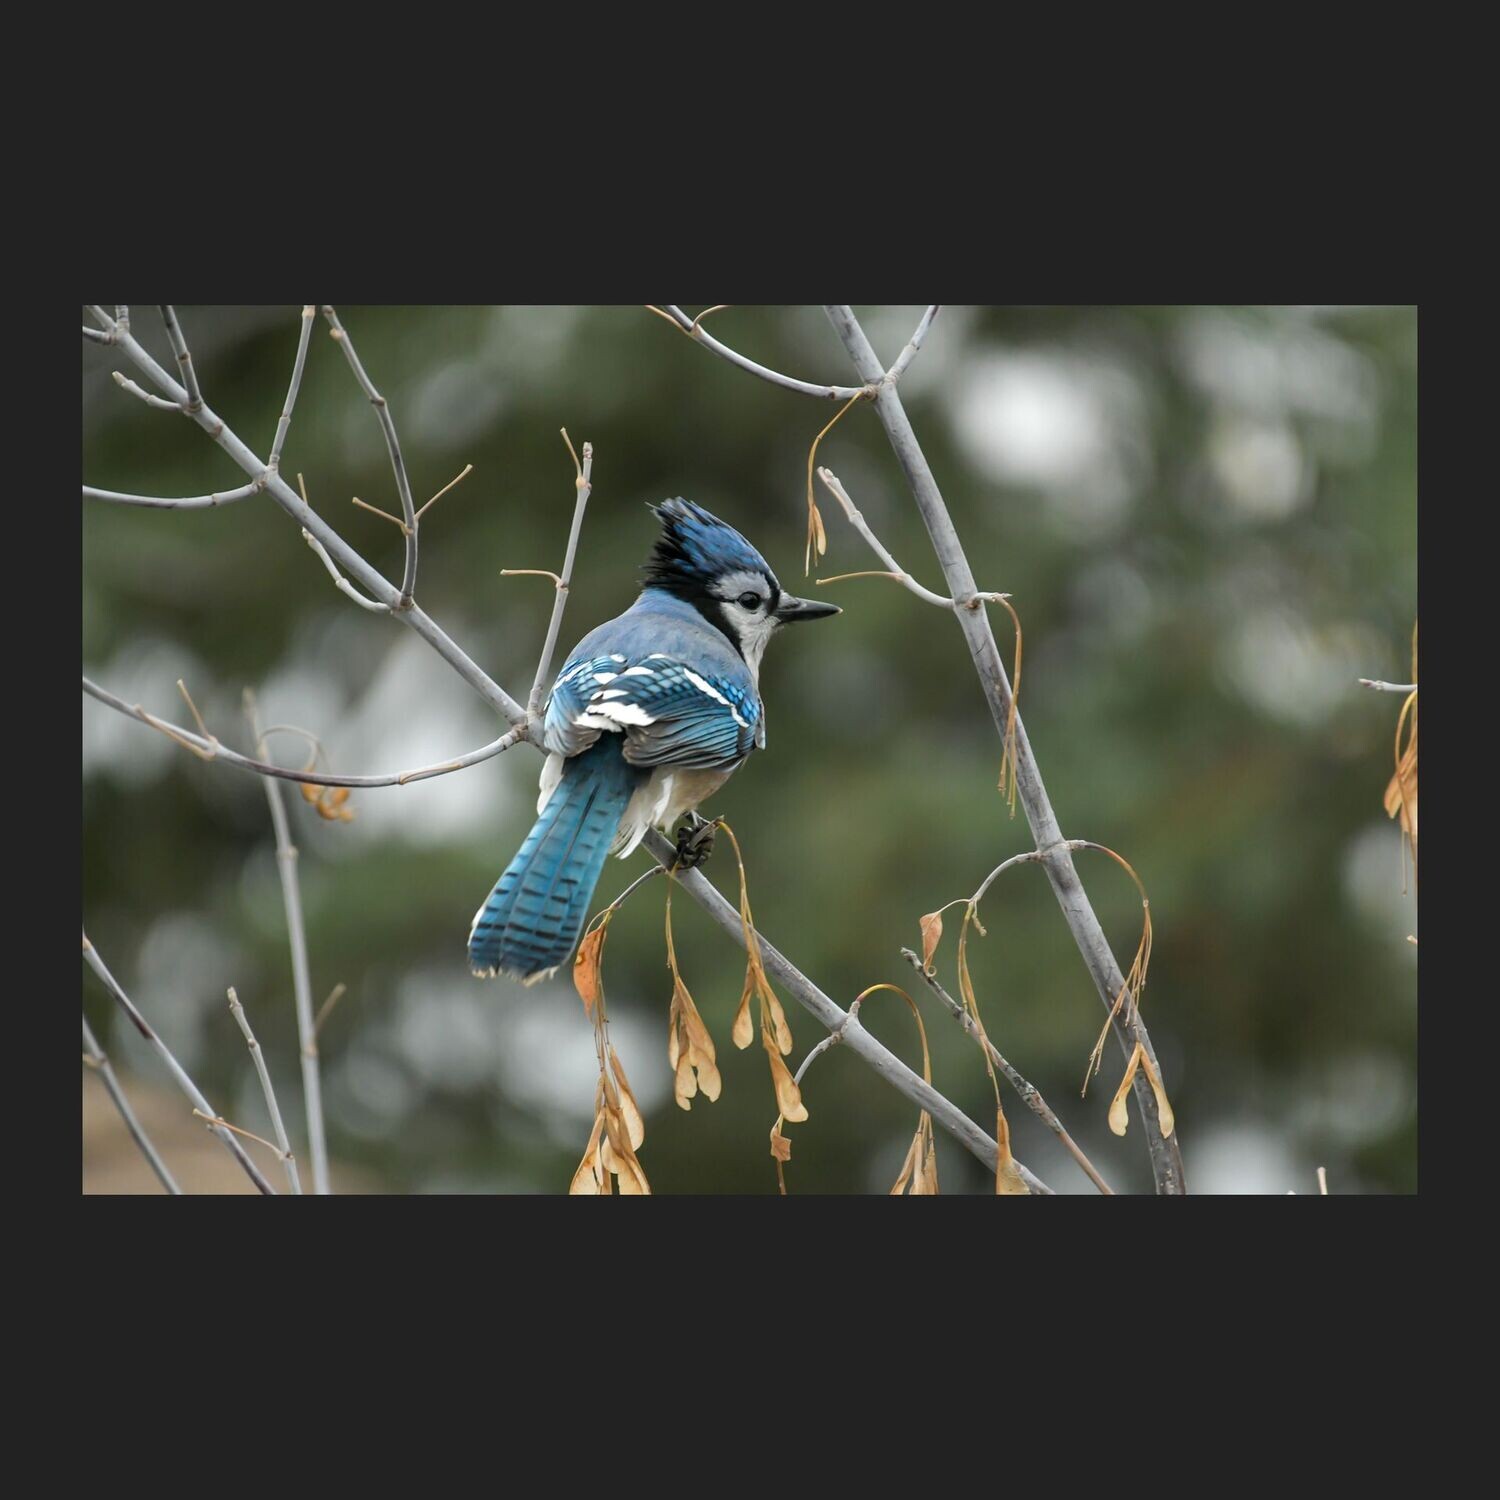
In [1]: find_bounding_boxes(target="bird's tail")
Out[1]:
[468,738,643,983]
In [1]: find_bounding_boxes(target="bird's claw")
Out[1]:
[673,815,716,870]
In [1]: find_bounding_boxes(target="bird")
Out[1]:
[469,498,840,984]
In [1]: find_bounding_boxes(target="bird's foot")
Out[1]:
[673,814,717,870]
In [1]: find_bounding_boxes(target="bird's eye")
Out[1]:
[737,592,762,610]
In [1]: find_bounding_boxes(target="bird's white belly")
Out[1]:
[614,765,734,856]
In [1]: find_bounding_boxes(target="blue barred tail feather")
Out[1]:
[468,739,644,983]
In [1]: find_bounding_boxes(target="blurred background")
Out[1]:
[81,305,1418,1195]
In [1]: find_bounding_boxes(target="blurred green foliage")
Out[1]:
[82,305,1417,1194]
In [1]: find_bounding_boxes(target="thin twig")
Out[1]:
[83,675,525,787]
[322,305,418,607]
[528,430,594,722]
[158,305,203,412]
[245,691,329,1195]
[647,305,867,401]
[82,1015,182,1194]
[227,987,303,1194]
[112,371,184,412]
[83,476,267,509]
[825,305,1186,1195]
[268,305,316,472]
[900,949,1114,1194]
[81,933,275,1194]
[815,467,959,608]
[191,1111,282,1155]
[297,472,391,613]
[415,463,474,523]
[1359,679,1418,694]
[313,982,348,1040]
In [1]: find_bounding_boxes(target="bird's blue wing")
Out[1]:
[543,652,761,768]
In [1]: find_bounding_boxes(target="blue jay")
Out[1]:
[469,499,840,983]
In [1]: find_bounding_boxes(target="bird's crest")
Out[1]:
[644,498,777,595]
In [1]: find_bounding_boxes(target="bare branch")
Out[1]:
[82,674,525,787]
[528,430,594,722]
[824,304,1186,1194]
[268,305,316,472]
[82,1015,182,1195]
[816,467,960,608]
[227,987,303,1194]
[647,305,868,402]
[157,305,203,412]
[82,325,115,346]
[322,305,418,607]
[901,949,1114,1194]
[81,932,276,1194]
[244,691,328,1195]
[83,475,267,509]
[1359,679,1418,694]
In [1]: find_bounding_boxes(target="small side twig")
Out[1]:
[158,305,203,412]
[884,305,941,386]
[816,467,1006,611]
[1359,679,1418,694]
[297,472,391,614]
[268,305,316,472]
[82,933,275,1194]
[227,987,303,1194]
[112,371,185,413]
[527,429,594,723]
[82,1015,182,1195]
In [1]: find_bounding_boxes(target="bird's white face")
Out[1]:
[711,567,780,679]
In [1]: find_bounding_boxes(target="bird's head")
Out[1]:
[644,498,840,671]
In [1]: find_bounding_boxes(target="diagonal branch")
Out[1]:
[82,1015,182,1195]
[900,948,1113,1194]
[824,304,1185,1194]
[644,830,1053,1193]
[82,933,276,1194]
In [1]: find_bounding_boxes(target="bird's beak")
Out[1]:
[774,594,842,624]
